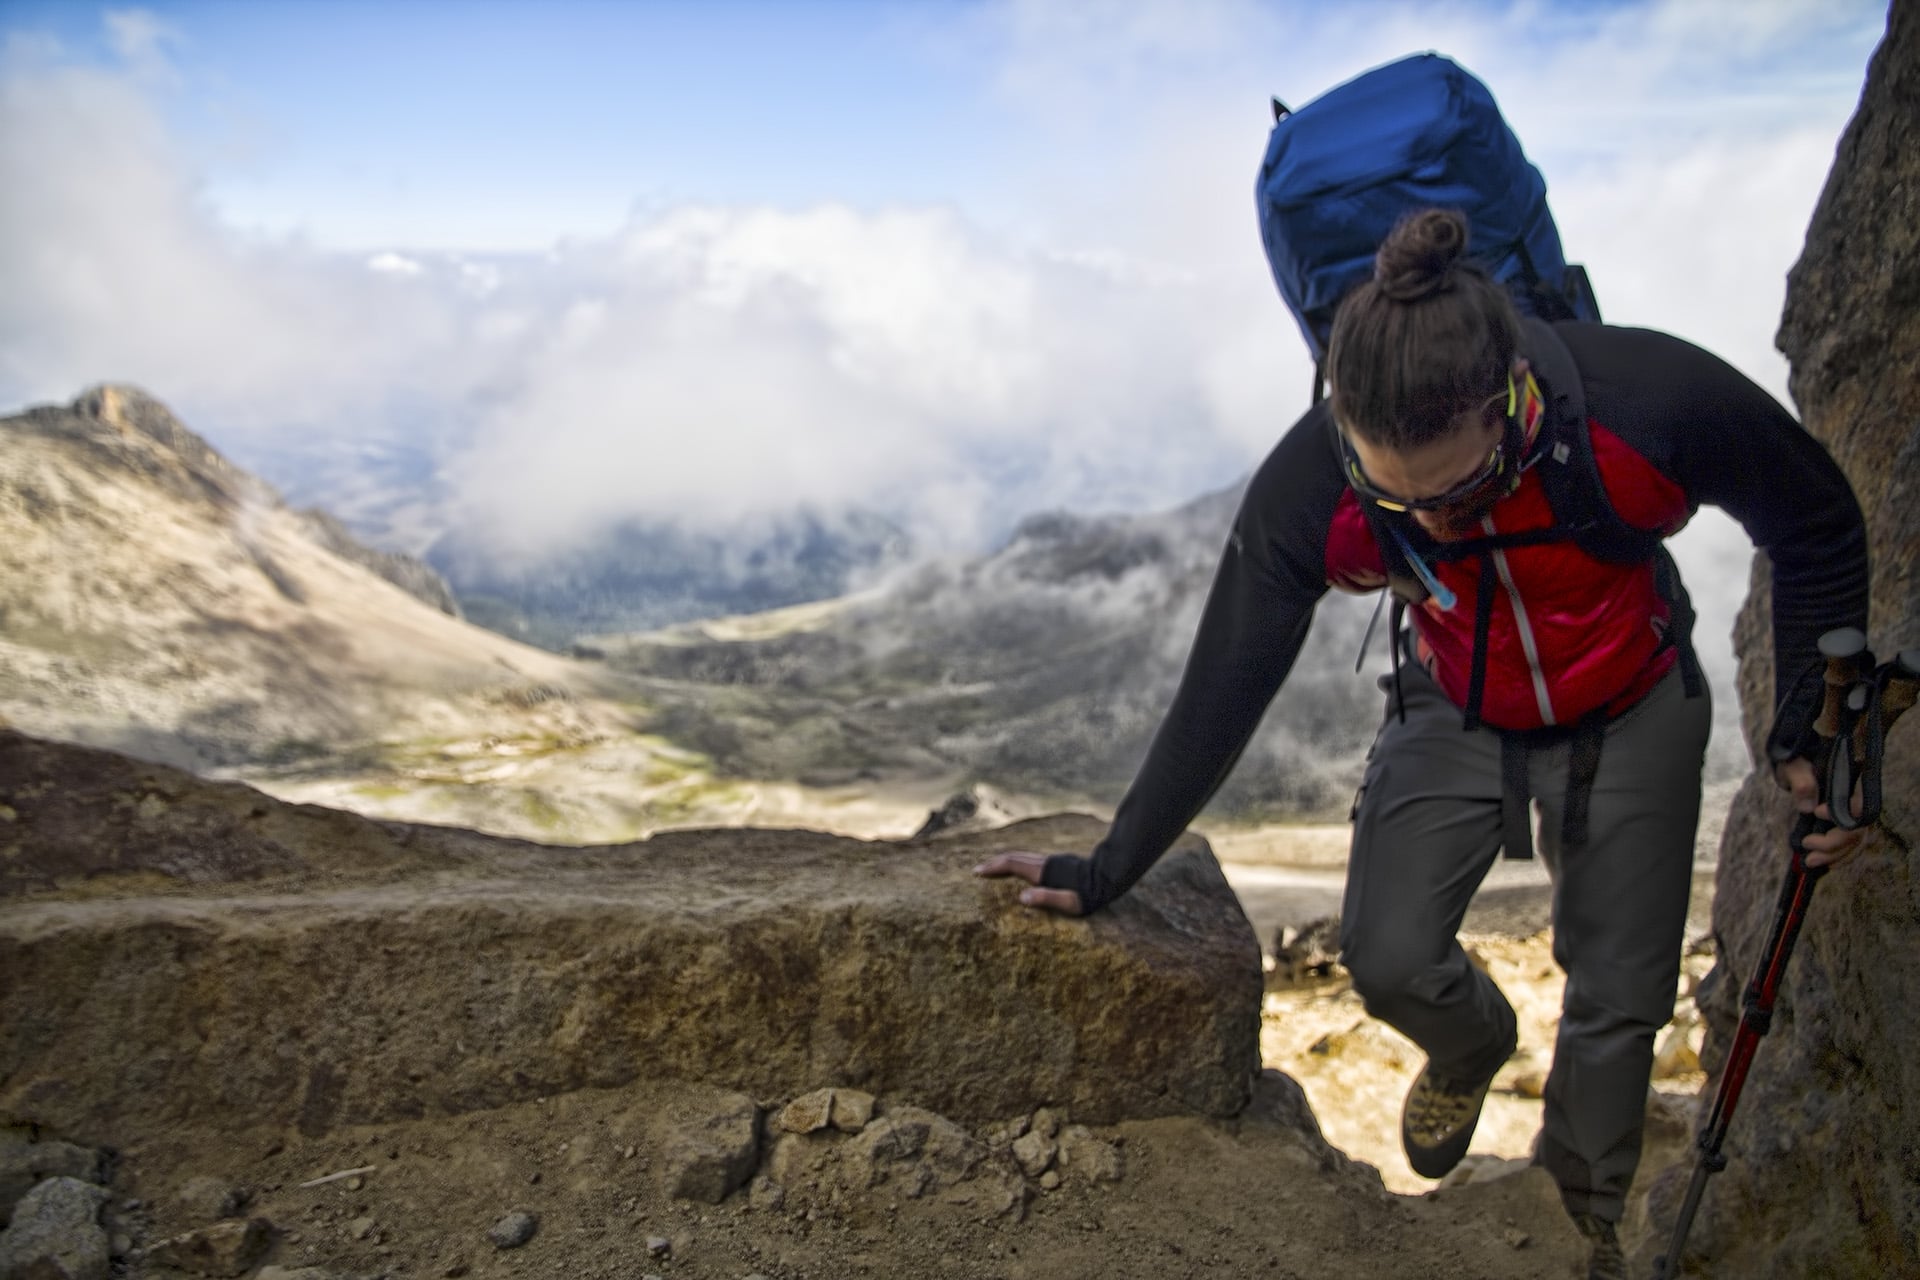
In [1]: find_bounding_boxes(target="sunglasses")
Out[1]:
[1341,377,1524,514]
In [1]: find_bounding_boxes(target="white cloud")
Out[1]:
[0,50,491,432]
[103,7,181,85]
[442,203,1260,554]
[0,0,1884,595]
[367,251,426,277]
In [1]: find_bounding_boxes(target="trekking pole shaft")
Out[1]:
[1658,1161,1716,1279]
[1653,631,1872,1279]
[1712,835,1823,1137]
[1653,838,1820,1279]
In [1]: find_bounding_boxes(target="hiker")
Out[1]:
[976,209,1869,1277]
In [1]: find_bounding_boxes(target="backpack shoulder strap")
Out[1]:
[1521,319,1659,565]
[1525,318,1703,697]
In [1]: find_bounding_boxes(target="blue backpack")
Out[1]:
[1255,52,1599,397]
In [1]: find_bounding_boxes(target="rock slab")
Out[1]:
[0,735,1262,1137]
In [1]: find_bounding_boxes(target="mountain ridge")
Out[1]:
[0,385,611,772]
[1,382,1381,833]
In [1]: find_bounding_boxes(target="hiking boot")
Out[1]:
[1574,1213,1627,1280]
[1400,1060,1498,1178]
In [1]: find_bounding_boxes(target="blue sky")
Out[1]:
[0,0,1890,575]
[4,1,1882,254]
[4,1,1011,248]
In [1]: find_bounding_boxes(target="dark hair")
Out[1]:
[1326,208,1519,449]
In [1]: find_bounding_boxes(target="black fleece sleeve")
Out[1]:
[1564,323,1870,709]
[1041,404,1346,913]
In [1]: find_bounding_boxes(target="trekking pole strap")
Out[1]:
[1765,656,1827,768]
[1848,648,1920,829]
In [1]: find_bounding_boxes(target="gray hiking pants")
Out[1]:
[1339,658,1710,1222]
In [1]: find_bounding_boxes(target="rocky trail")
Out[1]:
[0,730,1623,1280]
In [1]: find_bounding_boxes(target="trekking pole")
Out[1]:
[1653,631,1920,1279]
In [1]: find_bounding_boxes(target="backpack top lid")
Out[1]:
[1257,52,1583,361]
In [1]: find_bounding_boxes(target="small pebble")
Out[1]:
[488,1210,539,1250]
[350,1216,377,1240]
[345,1176,365,1192]
[1502,1228,1530,1249]
[647,1235,672,1258]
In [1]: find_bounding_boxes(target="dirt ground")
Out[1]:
[99,1073,1599,1280]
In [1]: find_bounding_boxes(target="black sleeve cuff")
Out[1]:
[1041,853,1108,915]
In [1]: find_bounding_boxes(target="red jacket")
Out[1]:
[1322,421,1691,729]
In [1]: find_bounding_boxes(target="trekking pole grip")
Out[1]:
[1813,627,1871,740]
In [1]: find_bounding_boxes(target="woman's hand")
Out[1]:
[972,852,1084,916]
[1775,756,1868,868]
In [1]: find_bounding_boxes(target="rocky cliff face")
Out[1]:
[1657,3,1920,1275]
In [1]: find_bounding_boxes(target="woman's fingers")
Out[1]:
[973,853,1085,915]
[972,852,1048,885]
[1803,803,1868,867]
[1016,886,1084,915]
[1775,757,1819,813]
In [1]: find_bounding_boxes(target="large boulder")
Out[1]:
[0,732,1262,1140]
[1649,3,1920,1275]
[0,1176,110,1280]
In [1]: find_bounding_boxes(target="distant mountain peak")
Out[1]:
[3,386,463,648]
[22,383,276,516]
[78,383,207,451]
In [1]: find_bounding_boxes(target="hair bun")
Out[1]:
[1373,208,1470,303]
